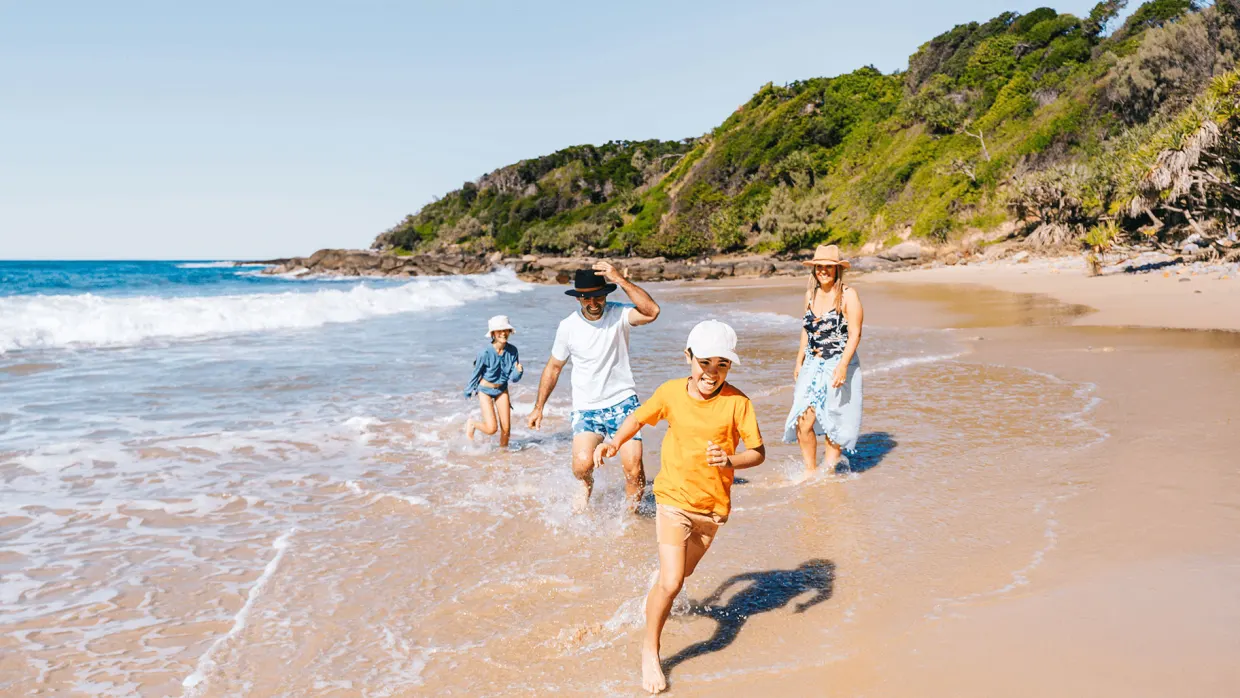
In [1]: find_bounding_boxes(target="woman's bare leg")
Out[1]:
[796,407,819,474]
[495,391,512,448]
[823,435,843,472]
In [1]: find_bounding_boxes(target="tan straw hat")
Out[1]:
[801,244,851,268]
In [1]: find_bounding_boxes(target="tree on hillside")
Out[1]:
[1084,0,1128,37]
[1128,70,1240,244]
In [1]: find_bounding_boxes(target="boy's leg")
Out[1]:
[496,391,512,448]
[467,393,499,440]
[618,439,646,509]
[643,541,685,694]
[682,530,714,578]
[571,432,603,511]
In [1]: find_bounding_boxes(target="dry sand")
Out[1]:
[658,270,1240,696]
[865,256,1240,332]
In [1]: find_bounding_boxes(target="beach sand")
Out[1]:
[5,266,1238,697]
[865,255,1240,332]
[650,270,1240,696]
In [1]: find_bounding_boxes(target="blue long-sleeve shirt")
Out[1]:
[464,343,523,398]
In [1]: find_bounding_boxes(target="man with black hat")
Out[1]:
[528,260,661,510]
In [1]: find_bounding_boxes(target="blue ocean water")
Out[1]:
[0,259,408,298]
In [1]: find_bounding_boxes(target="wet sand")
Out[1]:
[659,275,1240,696]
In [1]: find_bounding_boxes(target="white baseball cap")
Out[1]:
[486,315,515,338]
[685,320,740,364]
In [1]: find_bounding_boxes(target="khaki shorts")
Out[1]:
[656,504,727,553]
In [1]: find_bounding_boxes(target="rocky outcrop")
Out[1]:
[878,241,924,261]
[257,248,926,283]
[262,249,494,278]
[494,254,809,283]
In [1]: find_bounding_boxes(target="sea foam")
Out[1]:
[0,270,531,353]
[175,261,265,269]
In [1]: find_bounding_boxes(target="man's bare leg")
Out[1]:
[571,433,602,512]
[619,439,646,512]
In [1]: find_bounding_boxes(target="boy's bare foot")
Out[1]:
[465,420,476,441]
[641,645,667,693]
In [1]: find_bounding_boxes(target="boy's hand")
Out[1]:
[593,441,618,467]
[514,362,523,373]
[705,441,732,468]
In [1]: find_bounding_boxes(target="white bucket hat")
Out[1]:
[485,315,515,338]
[685,319,740,364]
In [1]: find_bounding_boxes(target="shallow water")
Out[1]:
[0,264,1105,696]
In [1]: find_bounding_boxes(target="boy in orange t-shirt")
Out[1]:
[593,319,765,694]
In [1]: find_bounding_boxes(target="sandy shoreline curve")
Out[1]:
[651,272,1240,697]
[863,256,1240,332]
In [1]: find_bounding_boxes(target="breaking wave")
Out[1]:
[0,270,531,353]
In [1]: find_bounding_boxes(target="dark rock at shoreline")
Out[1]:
[259,248,920,283]
[262,249,493,278]
[878,242,923,261]
[849,256,901,272]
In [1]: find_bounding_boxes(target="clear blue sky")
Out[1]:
[1,1,1109,260]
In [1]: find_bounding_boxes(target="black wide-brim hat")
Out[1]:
[565,268,617,298]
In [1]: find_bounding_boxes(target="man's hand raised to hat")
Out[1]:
[592,261,625,284]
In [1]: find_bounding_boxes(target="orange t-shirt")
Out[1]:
[634,378,763,518]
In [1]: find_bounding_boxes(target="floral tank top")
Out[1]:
[803,290,849,359]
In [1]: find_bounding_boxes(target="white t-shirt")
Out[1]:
[551,302,638,411]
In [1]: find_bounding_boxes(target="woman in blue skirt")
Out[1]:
[465,315,523,447]
[783,245,864,475]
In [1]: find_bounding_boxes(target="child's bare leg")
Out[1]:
[496,392,512,448]
[619,439,646,511]
[468,393,498,441]
[643,543,686,694]
[570,433,602,511]
[796,408,819,473]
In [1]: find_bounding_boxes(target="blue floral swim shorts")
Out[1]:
[570,395,642,441]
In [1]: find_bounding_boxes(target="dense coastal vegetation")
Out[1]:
[374,1,1240,261]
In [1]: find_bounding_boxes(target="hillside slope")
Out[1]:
[376,1,1240,261]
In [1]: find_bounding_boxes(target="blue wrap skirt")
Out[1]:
[782,353,863,451]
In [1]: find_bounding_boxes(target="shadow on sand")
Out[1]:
[840,430,897,474]
[662,559,836,678]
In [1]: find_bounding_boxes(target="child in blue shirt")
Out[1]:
[465,315,523,447]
